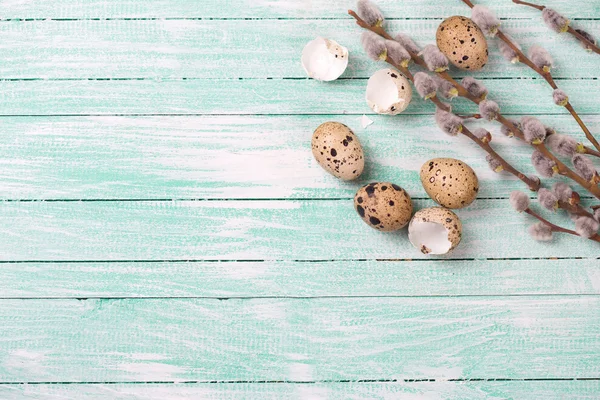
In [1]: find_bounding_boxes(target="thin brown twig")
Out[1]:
[512,0,600,55]
[461,0,600,153]
[557,200,595,219]
[369,37,541,190]
[525,208,600,242]
[349,9,600,198]
[582,146,600,158]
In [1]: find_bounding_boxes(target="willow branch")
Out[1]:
[350,8,599,198]
[525,208,600,242]
[512,0,600,55]
[429,96,540,190]
[557,200,595,219]
[461,0,600,153]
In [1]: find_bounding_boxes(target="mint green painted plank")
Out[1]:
[0,79,598,115]
[1,297,599,382]
[2,259,599,298]
[0,115,596,200]
[0,199,598,261]
[1,381,599,400]
[0,19,598,79]
[1,0,597,19]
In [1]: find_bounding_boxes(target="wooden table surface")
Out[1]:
[1,0,599,398]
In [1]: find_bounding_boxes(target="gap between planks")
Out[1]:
[1,377,600,385]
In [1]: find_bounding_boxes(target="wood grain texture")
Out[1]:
[0,19,598,79]
[0,115,597,200]
[2,259,599,298]
[0,78,598,115]
[1,380,600,400]
[0,297,599,382]
[0,199,598,261]
[1,0,598,19]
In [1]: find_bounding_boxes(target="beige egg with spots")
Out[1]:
[436,16,488,71]
[311,122,364,180]
[408,207,462,255]
[420,158,479,209]
[354,182,413,232]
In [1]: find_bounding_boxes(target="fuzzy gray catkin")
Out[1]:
[471,5,500,37]
[498,34,522,63]
[501,119,520,137]
[510,191,530,212]
[435,76,458,99]
[529,222,553,241]
[531,150,556,177]
[537,188,559,211]
[361,31,387,61]
[420,45,449,72]
[479,100,499,121]
[528,45,553,71]
[572,154,597,181]
[356,0,384,27]
[414,72,438,99]
[486,154,503,172]
[434,107,462,136]
[552,181,573,203]
[594,208,600,223]
[461,77,488,99]
[552,89,569,106]
[472,128,492,143]
[395,33,420,54]
[384,40,411,66]
[546,134,578,157]
[575,217,599,238]
[542,8,569,33]
[521,116,547,144]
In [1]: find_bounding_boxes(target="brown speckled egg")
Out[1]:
[312,122,364,180]
[408,207,462,255]
[354,182,413,231]
[420,158,479,209]
[436,16,488,71]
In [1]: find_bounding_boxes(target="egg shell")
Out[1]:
[408,207,462,254]
[436,16,488,71]
[366,68,412,115]
[420,158,479,209]
[354,182,413,231]
[311,122,364,180]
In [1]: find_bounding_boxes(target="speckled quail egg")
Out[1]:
[436,16,488,71]
[366,68,412,115]
[354,182,413,231]
[420,158,479,209]
[312,122,364,180]
[408,207,462,255]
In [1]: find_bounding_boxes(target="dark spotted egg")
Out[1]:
[436,16,488,71]
[420,158,479,209]
[354,182,413,232]
[311,122,364,180]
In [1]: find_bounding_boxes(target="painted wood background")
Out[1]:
[1,0,599,398]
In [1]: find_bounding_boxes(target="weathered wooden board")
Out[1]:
[0,199,597,261]
[0,115,596,200]
[0,78,598,115]
[0,297,599,382]
[2,259,599,298]
[1,380,599,400]
[0,19,598,79]
[1,0,598,19]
